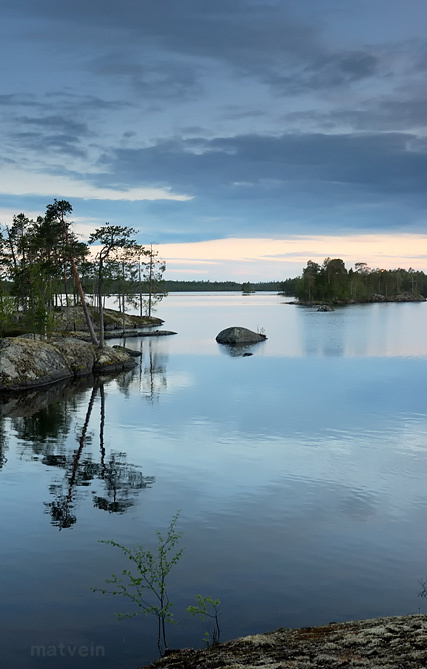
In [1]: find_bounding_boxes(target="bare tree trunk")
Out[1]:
[98,263,105,348]
[63,264,69,308]
[61,219,98,345]
[148,247,153,317]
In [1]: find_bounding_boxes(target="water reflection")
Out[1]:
[218,342,262,357]
[0,421,7,468]
[139,339,168,401]
[0,375,155,530]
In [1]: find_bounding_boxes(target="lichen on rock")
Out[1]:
[0,336,136,391]
[0,337,72,390]
[50,337,95,376]
[144,614,427,669]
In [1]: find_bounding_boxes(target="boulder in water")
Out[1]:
[216,327,266,345]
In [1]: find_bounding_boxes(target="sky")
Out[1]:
[0,0,426,280]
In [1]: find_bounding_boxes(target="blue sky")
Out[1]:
[1,0,426,279]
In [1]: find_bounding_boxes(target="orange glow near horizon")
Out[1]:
[158,233,427,280]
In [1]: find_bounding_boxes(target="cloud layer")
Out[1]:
[0,0,425,274]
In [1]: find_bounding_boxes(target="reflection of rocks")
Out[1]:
[216,327,267,345]
[219,344,258,358]
[0,376,94,418]
[0,337,136,391]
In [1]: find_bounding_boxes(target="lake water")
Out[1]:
[1,293,426,668]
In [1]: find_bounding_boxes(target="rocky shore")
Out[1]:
[0,306,178,391]
[0,336,137,391]
[145,614,427,669]
[287,292,426,306]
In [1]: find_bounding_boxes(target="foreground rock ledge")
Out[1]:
[0,337,136,391]
[145,615,427,669]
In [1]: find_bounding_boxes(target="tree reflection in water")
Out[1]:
[45,380,155,529]
[0,421,8,469]
[0,375,155,530]
[140,339,168,402]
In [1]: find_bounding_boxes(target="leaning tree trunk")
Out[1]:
[97,263,105,348]
[61,220,99,346]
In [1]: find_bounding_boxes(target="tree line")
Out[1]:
[286,258,427,303]
[0,200,166,343]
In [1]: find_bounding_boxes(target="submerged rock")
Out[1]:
[216,327,267,345]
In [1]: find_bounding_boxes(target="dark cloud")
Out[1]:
[6,114,89,158]
[12,131,87,158]
[222,109,267,121]
[95,131,427,198]
[1,0,425,244]
[18,115,88,136]
[264,49,384,95]
[0,94,42,108]
[282,93,427,133]
[86,53,204,101]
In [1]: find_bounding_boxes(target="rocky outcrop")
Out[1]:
[93,345,136,373]
[52,306,164,332]
[216,327,267,345]
[0,337,136,391]
[145,614,427,669]
[0,338,72,390]
[296,293,426,307]
[317,304,335,311]
[112,345,142,357]
[48,337,95,375]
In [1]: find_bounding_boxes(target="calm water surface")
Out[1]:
[0,293,426,668]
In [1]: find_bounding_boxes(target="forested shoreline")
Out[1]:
[1,198,425,343]
[282,258,427,303]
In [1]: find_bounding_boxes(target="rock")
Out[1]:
[105,329,177,339]
[0,337,136,391]
[216,327,267,345]
[394,292,426,302]
[317,305,335,311]
[0,337,72,391]
[144,614,427,669]
[52,305,163,332]
[50,337,95,375]
[93,346,136,373]
[112,345,142,357]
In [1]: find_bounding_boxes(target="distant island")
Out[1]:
[159,261,427,304]
[279,259,427,304]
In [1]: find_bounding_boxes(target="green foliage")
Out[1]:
[295,258,427,303]
[0,288,15,336]
[186,595,221,646]
[88,224,139,346]
[92,510,183,655]
[139,245,167,317]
